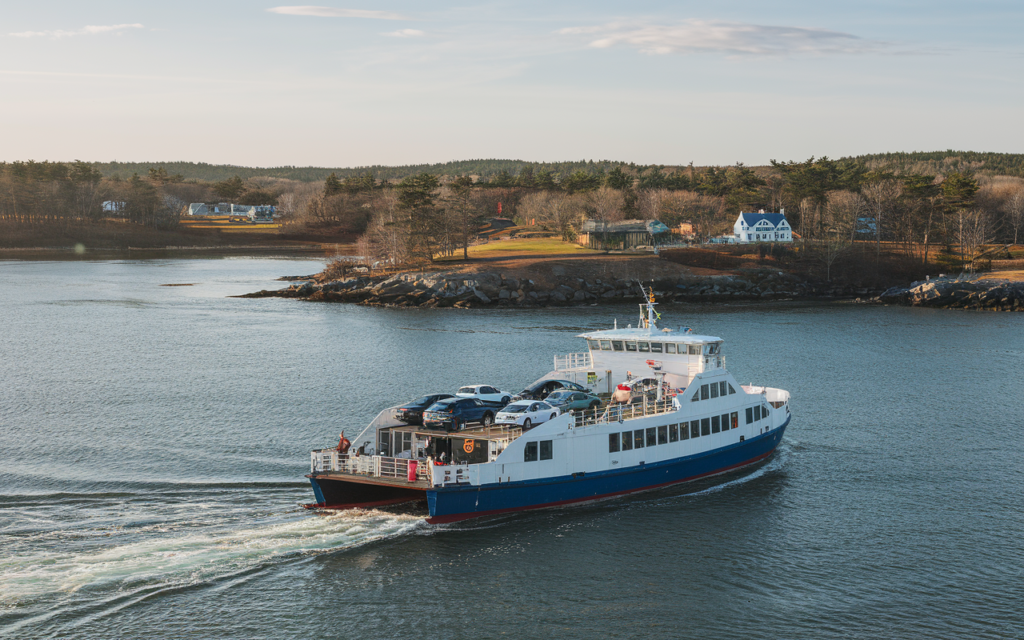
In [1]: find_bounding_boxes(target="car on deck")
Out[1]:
[423,397,501,430]
[542,390,603,412]
[494,400,560,430]
[518,379,589,400]
[455,385,513,405]
[395,393,455,425]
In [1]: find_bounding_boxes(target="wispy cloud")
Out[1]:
[9,23,145,39]
[384,29,424,38]
[560,20,879,56]
[267,6,406,20]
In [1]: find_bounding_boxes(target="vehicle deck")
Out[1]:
[313,470,432,491]
[385,424,523,441]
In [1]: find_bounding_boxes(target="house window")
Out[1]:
[711,415,720,433]
[599,340,612,350]
[612,341,624,352]
[731,412,738,429]
[746,407,753,424]
[646,428,657,447]
[669,424,679,442]
[690,421,700,438]
[621,431,633,451]
[710,383,719,399]
[658,426,668,444]
[701,384,709,400]
[634,431,645,449]
[638,342,650,352]
[540,440,553,460]
[665,343,676,354]
[701,418,711,436]
[524,442,538,462]
[609,433,620,453]
[625,341,637,352]
[650,343,663,353]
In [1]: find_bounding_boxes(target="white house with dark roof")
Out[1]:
[733,211,793,243]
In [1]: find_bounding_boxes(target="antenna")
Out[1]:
[635,280,658,330]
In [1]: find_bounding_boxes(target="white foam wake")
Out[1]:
[0,509,423,603]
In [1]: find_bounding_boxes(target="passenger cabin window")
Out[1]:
[622,431,633,450]
[701,418,711,436]
[680,421,690,440]
[612,341,625,352]
[701,385,710,400]
[669,424,679,442]
[638,342,650,352]
[711,415,721,433]
[657,426,667,445]
[690,421,700,438]
[691,391,699,402]
[646,428,657,447]
[524,442,538,462]
[540,441,553,460]
[754,406,761,421]
[728,384,737,395]
[665,343,676,354]
[609,433,620,453]
[746,407,753,424]
[719,381,727,397]
[634,431,645,449]
[599,340,612,350]
[710,384,719,399]
[650,343,663,353]
[731,412,738,429]
[720,414,729,432]
[625,341,637,352]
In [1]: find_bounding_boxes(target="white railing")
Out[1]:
[554,352,591,371]
[310,450,431,482]
[572,398,677,428]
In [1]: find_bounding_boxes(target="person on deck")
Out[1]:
[337,432,351,454]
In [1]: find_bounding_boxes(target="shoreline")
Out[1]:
[0,244,345,261]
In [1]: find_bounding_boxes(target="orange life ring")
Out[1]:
[463,439,475,453]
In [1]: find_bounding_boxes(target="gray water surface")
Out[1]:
[1,259,1022,638]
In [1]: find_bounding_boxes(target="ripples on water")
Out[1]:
[1,259,1022,638]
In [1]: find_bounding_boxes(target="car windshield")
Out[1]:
[502,403,530,413]
[546,391,571,401]
[413,395,440,405]
[427,400,456,411]
[457,387,476,394]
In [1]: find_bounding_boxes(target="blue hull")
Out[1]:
[427,418,788,523]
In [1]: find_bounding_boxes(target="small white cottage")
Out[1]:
[733,211,793,243]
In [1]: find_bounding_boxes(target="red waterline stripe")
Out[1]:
[426,448,775,524]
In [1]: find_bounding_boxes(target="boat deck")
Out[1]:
[386,424,523,440]
[312,470,432,491]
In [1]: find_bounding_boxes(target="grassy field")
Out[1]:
[179,216,281,233]
[444,238,598,260]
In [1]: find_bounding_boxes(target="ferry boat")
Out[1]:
[306,291,791,523]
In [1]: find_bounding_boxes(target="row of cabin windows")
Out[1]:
[691,380,737,402]
[523,440,554,462]
[608,412,740,452]
[746,405,769,423]
[587,339,713,355]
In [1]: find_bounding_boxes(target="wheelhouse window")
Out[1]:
[701,418,711,436]
[650,343,663,353]
[587,339,600,350]
[524,442,538,462]
[621,431,633,450]
[638,342,650,352]
[657,426,668,445]
[688,344,701,355]
[665,343,676,354]
[609,433,620,453]
[612,341,625,352]
[634,431,645,449]
[540,441,553,461]
[625,341,638,352]
[711,415,721,433]
[669,424,679,442]
[599,340,612,350]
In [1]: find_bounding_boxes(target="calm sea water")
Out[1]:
[1,258,1022,639]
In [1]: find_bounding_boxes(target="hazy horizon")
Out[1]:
[3,1,1022,167]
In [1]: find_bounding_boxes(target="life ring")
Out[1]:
[463,439,475,453]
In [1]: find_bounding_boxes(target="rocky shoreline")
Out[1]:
[878,278,1024,311]
[241,268,881,307]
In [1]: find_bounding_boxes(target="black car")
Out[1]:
[519,379,589,400]
[395,393,455,425]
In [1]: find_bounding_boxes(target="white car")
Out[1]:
[455,385,513,405]
[495,401,560,429]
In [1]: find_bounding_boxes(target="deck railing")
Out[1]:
[554,352,591,371]
[310,450,431,482]
[572,398,677,428]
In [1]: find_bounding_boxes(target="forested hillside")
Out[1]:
[848,151,1024,178]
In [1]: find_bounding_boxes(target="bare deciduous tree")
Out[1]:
[1002,188,1024,245]
[861,179,901,254]
[956,209,993,273]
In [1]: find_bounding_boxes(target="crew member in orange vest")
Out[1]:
[337,432,351,454]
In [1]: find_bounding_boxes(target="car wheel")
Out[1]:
[523,418,532,429]
[482,413,493,427]
[501,396,511,405]
[550,413,557,421]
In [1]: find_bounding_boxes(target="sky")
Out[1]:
[1,1,1022,168]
